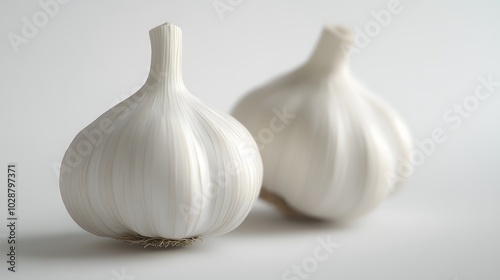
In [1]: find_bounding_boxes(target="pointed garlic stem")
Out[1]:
[145,22,185,89]
[304,26,354,75]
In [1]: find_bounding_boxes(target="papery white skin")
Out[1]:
[60,23,263,240]
[232,26,412,220]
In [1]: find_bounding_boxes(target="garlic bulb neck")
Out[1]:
[302,26,354,77]
[145,23,185,90]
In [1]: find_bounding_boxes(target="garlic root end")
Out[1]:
[117,234,202,248]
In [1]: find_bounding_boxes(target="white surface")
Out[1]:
[1,0,500,279]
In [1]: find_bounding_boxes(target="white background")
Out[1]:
[1,0,500,279]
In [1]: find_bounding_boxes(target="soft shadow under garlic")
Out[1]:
[229,202,359,238]
[19,231,208,260]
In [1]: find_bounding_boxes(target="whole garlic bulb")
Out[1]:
[59,23,263,247]
[232,26,412,220]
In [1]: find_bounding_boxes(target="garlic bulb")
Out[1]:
[59,23,263,247]
[232,26,412,220]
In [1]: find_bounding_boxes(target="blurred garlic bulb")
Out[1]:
[59,23,263,247]
[232,26,412,220]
